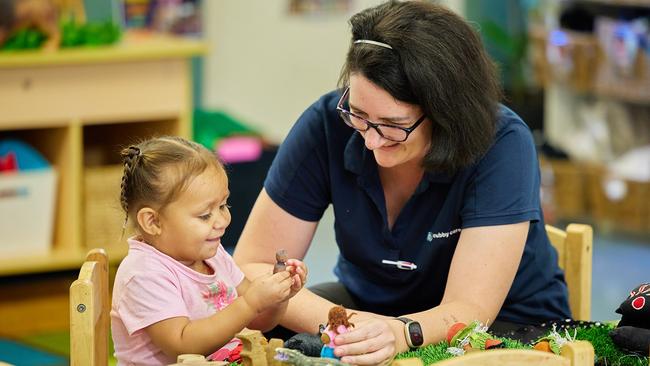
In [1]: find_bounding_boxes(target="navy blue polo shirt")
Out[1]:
[265,90,571,324]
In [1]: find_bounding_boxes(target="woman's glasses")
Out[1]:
[336,87,426,142]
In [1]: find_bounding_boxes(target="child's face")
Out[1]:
[155,166,231,269]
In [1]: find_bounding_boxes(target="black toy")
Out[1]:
[610,283,650,355]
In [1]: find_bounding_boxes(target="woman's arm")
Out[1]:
[335,222,529,365]
[233,188,335,334]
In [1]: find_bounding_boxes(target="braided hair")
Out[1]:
[118,136,224,234]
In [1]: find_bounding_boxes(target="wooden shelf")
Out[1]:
[0,31,207,68]
[0,32,204,334]
[576,0,650,7]
[0,246,127,277]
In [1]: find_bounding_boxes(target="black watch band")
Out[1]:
[396,317,424,349]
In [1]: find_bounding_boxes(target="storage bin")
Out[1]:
[593,17,650,103]
[545,159,590,220]
[588,165,650,233]
[529,25,599,92]
[84,165,126,250]
[0,168,57,257]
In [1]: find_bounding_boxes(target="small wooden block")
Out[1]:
[391,358,424,366]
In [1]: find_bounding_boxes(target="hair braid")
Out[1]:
[119,145,142,229]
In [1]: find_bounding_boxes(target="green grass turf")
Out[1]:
[396,323,649,366]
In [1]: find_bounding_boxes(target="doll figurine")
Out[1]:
[320,305,355,359]
[273,249,288,274]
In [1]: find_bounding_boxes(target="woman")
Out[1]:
[234,1,571,365]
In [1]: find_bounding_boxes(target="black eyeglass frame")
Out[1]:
[336,87,426,142]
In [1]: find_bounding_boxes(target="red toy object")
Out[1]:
[484,338,504,349]
[0,152,18,172]
[446,321,504,354]
[447,322,467,344]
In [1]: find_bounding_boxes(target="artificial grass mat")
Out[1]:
[395,322,649,366]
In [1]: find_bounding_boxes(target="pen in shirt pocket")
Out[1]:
[381,259,417,270]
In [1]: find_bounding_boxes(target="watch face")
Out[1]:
[408,322,424,346]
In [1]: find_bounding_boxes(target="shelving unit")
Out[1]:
[530,0,650,233]
[0,32,206,335]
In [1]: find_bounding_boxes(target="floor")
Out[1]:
[303,208,650,322]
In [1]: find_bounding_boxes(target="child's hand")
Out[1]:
[285,259,307,297]
[243,271,293,313]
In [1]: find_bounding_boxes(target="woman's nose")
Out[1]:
[363,127,386,150]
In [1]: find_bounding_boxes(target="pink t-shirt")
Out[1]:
[110,238,245,366]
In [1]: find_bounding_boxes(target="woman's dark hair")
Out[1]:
[338,0,502,174]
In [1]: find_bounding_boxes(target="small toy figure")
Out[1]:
[285,332,323,357]
[446,321,503,356]
[610,282,650,355]
[273,249,288,274]
[320,305,355,359]
[532,324,576,355]
[0,0,60,49]
[275,347,351,366]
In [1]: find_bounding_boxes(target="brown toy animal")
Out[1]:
[320,305,356,344]
[0,0,60,49]
[326,305,355,332]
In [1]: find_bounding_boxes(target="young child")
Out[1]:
[110,136,307,365]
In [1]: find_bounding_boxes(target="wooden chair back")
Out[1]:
[433,341,594,366]
[546,224,593,320]
[70,248,109,366]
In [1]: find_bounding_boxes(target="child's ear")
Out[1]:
[136,207,162,236]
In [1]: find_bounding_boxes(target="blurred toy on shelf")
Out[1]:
[0,0,121,51]
[0,0,60,49]
[123,0,201,36]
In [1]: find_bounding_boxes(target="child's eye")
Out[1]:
[199,213,212,221]
[220,204,231,210]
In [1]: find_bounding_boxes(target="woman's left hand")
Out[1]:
[333,316,399,365]
[285,258,307,296]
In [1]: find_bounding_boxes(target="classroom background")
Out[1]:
[0,0,649,365]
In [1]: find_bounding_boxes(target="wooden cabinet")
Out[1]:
[0,32,205,335]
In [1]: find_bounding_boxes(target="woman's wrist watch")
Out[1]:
[396,317,424,349]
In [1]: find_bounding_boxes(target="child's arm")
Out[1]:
[245,258,308,331]
[144,270,293,358]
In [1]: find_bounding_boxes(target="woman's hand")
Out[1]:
[333,316,401,365]
[285,258,307,297]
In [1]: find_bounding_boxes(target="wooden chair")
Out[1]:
[70,248,109,366]
[546,224,593,321]
[431,340,595,366]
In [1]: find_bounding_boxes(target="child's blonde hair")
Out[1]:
[119,136,224,229]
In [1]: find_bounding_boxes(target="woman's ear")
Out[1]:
[136,207,161,236]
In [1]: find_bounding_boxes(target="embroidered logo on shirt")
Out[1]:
[426,228,462,242]
[202,280,236,311]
